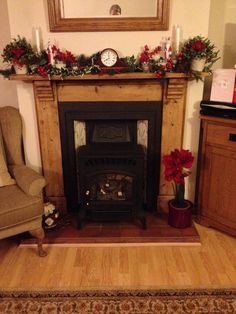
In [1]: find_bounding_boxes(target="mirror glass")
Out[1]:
[47,0,169,32]
[60,0,157,18]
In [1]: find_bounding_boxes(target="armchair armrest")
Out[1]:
[9,165,46,196]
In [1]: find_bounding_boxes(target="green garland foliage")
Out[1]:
[0,36,220,80]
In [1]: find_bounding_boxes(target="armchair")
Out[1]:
[0,106,47,256]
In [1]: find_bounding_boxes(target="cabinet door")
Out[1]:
[200,145,236,229]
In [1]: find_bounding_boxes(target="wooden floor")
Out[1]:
[0,223,236,289]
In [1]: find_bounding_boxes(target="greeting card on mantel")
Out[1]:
[210,69,236,103]
[233,82,236,104]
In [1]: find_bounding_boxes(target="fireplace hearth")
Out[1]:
[59,100,162,228]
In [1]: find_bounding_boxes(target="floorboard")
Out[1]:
[0,222,236,289]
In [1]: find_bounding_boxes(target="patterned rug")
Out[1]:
[0,288,235,313]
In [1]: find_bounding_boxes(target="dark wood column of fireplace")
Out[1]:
[10,73,188,213]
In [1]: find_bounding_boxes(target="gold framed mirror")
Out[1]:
[47,0,169,32]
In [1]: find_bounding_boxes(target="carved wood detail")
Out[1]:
[34,81,54,101]
[166,78,186,99]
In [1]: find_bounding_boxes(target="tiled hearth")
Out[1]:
[21,212,200,245]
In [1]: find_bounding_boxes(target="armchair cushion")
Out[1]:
[0,184,43,229]
[0,127,15,187]
[0,106,24,166]
[9,165,46,196]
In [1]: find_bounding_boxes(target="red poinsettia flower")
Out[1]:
[51,45,76,66]
[191,40,205,52]
[165,59,173,71]
[152,46,162,55]
[140,45,151,63]
[174,171,185,185]
[37,66,47,77]
[177,52,183,61]
[11,47,25,59]
[171,149,194,169]
[155,70,163,78]
[140,45,162,64]
[163,149,194,207]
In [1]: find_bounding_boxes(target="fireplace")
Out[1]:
[59,101,162,227]
[11,74,188,215]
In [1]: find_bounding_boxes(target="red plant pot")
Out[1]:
[168,199,192,228]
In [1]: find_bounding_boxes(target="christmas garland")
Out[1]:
[0,35,219,80]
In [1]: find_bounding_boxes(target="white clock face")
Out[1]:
[100,49,118,67]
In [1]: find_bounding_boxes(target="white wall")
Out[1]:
[0,0,18,108]
[2,0,213,200]
[203,0,236,106]
[223,0,236,68]
[208,0,236,69]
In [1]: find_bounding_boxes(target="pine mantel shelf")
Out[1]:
[9,72,201,81]
[10,71,200,212]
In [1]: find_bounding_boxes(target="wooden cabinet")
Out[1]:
[196,115,236,237]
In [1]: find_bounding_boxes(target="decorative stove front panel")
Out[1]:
[77,144,146,228]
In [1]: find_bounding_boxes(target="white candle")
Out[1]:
[35,27,41,53]
[165,37,171,60]
[175,25,180,53]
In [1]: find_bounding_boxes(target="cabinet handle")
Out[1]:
[229,133,236,142]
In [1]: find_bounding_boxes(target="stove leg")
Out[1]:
[77,207,86,229]
[140,217,147,230]
[137,209,147,230]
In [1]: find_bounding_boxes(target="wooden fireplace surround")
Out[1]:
[11,72,190,212]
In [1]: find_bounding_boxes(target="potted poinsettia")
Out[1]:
[1,36,35,74]
[180,35,220,73]
[163,148,194,228]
